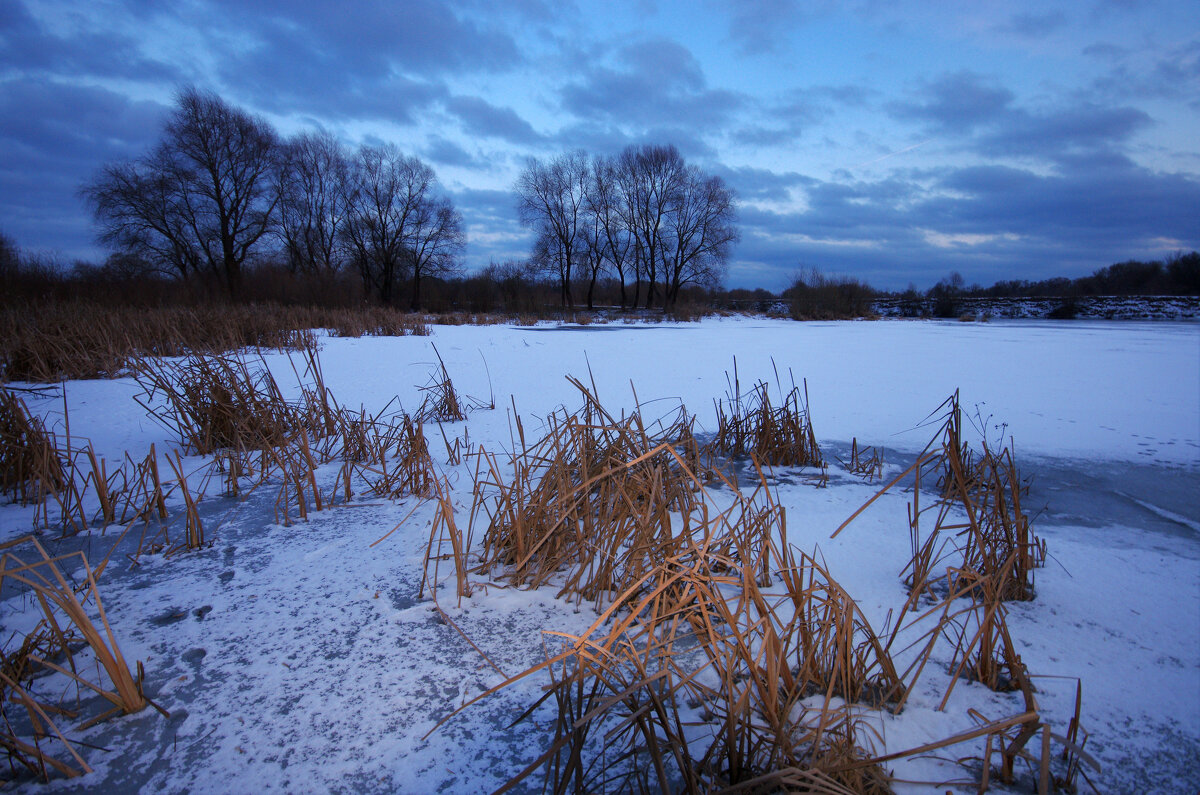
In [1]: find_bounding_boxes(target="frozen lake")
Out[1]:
[2,316,1197,793]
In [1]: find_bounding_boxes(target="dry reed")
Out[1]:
[434,386,1085,794]
[709,363,824,470]
[0,302,430,384]
[0,535,152,781]
[0,390,67,507]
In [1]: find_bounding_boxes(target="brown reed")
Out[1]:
[709,362,824,470]
[0,535,151,781]
[0,301,431,384]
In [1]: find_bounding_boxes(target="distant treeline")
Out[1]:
[950,251,1199,299]
[0,232,714,317]
[2,214,1195,320]
[895,251,1200,318]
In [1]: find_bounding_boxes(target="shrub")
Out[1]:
[784,268,876,320]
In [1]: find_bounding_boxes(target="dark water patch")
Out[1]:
[151,607,189,626]
[820,439,1200,550]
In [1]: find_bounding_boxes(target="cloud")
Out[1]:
[0,1,181,83]
[890,70,1153,163]
[3,0,524,125]
[707,0,833,54]
[559,39,744,132]
[978,103,1151,158]
[713,166,816,203]
[730,156,1200,290]
[995,11,1067,38]
[221,0,522,77]
[0,80,168,259]
[444,96,543,144]
[889,71,1015,134]
[208,0,531,122]
[1084,37,1200,109]
[548,121,719,161]
[423,136,489,170]
[734,84,875,147]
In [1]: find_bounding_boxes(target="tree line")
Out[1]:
[516,145,738,311]
[80,87,464,309]
[965,252,1200,299]
[73,88,739,313]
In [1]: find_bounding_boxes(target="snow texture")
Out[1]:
[2,317,1197,793]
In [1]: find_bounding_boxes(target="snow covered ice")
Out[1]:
[2,316,1196,793]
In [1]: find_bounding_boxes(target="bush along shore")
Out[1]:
[872,294,1200,321]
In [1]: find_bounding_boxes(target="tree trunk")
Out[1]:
[410,267,422,311]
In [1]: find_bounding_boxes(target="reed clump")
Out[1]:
[416,345,492,424]
[0,390,68,506]
[133,353,319,456]
[472,378,716,609]
[349,416,438,501]
[839,437,884,482]
[0,301,431,383]
[5,342,451,540]
[457,522,900,793]
[709,364,823,470]
[0,536,154,781]
[440,383,909,792]
[435,387,1087,794]
[920,391,1046,603]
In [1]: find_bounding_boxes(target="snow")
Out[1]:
[2,316,1197,793]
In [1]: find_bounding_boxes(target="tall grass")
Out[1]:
[0,301,430,383]
[429,386,1089,793]
[709,363,824,471]
[0,536,151,781]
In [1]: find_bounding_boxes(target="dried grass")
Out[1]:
[472,378,712,610]
[838,438,883,482]
[415,345,492,424]
[0,535,153,781]
[0,302,430,384]
[0,390,67,506]
[132,352,317,456]
[433,387,1086,794]
[709,362,824,471]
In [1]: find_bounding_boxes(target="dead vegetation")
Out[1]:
[0,391,68,508]
[0,302,431,384]
[838,438,884,482]
[709,362,824,476]
[0,535,156,782]
[421,384,1093,794]
[0,338,471,542]
[0,341,485,779]
[416,345,492,423]
[2,330,1094,792]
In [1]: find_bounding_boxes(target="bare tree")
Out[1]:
[406,195,465,310]
[516,143,737,313]
[586,155,635,309]
[341,144,462,307]
[663,168,737,308]
[82,158,203,282]
[277,131,351,281]
[515,150,589,309]
[617,144,687,309]
[577,201,607,311]
[82,87,280,296]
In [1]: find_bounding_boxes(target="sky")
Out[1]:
[1,0,1198,291]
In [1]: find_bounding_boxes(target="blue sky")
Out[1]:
[2,0,1197,290]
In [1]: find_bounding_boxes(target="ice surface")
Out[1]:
[2,317,1196,793]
